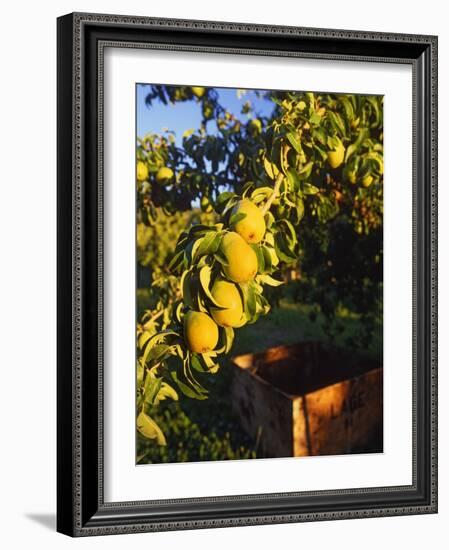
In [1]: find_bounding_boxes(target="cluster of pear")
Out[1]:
[326,140,375,188]
[137,160,174,186]
[184,198,266,354]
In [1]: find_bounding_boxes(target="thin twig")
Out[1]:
[145,309,165,324]
[261,173,284,215]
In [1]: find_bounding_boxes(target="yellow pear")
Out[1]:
[184,311,218,354]
[220,232,258,283]
[156,166,174,184]
[249,118,262,135]
[200,196,213,213]
[231,199,266,244]
[344,166,357,184]
[136,161,149,181]
[327,141,345,169]
[210,280,245,328]
[192,86,206,98]
[361,174,374,187]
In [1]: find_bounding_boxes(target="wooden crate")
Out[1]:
[231,341,383,457]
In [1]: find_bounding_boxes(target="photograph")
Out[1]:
[135,84,384,465]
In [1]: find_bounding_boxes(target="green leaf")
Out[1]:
[263,156,279,179]
[312,127,328,146]
[250,244,265,273]
[216,192,237,213]
[167,249,184,273]
[239,282,257,319]
[144,343,171,364]
[297,161,314,180]
[191,354,207,372]
[261,246,273,272]
[338,96,355,122]
[365,151,384,175]
[317,195,339,223]
[327,135,341,150]
[286,132,303,155]
[196,231,221,257]
[191,237,205,262]
[181,269,194,307]
[251,186,275,206]
[223,326,235,354]
[136,362,144,385]
[286,168,301,192]
[199,353,220,373]
[199,265,226,307]
[137,411,166,445]
[171,371,208,400]
[190,224,214,235]
[174,302,184,324]
[154,382,179,404]
[241,181,255,197]
[136,452,148,464]
[278,219,297,246]
[313,143,328,162]
[143,375,163,405]
[345,128,369,162]
[303,182,320,195]
[264,211,275,230]
[327,110,346,136]
[274,232,296,264]
[295,198,305,222]
[256,293,271,315]
[259,274,284,287]
[138,330,151,350]
[365,96,381,126]
[229,212,247,226]
[271,139,282,173]
[309,112,322,125]
[141,330,179,365]
[280,142,291,174]
[173,344,185,359]
[213,249,229,266]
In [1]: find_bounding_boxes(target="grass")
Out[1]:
[234,298,382,359]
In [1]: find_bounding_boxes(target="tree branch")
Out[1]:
[261,173,284,215]
[144,309,165,325]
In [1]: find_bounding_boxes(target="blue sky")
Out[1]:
[136,85,276,142]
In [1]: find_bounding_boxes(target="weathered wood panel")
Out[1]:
[292,368,383,456]
[231,365,293,458]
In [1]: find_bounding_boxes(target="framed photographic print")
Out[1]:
[57,12,438,536]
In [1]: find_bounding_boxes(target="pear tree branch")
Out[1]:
[261,173,284,215]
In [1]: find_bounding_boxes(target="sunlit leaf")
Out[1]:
[199,265,226,307]
[250,244,265,273]
[258,274,284,287]
[137,411,166,445]
[171,371,208,400]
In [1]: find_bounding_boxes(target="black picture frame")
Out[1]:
[57,12,438,537]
